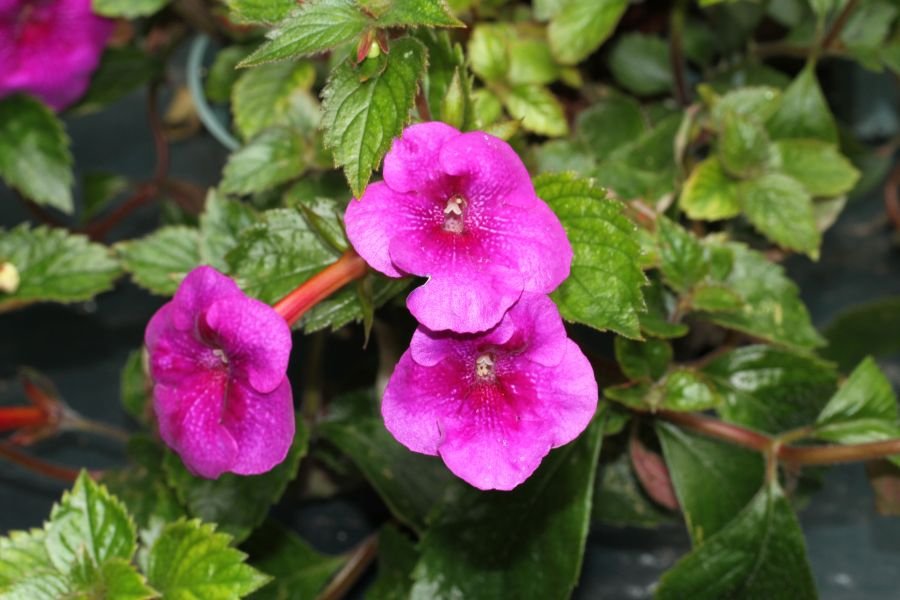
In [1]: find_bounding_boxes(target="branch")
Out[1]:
[317,533,379,600]
[668,0,690,107]
[0,442,91,482]
[821,0,861,51]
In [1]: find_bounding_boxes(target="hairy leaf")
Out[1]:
[117,226,200,296]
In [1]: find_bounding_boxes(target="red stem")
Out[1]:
[0,407,48,432]
[0,442,86,482]
[272,250,369,327]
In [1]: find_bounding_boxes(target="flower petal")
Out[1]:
[145,304,221,387]
[382,121,460,194]
[169,266,243,331]
[222,378,295,475]
[439,131,535,206]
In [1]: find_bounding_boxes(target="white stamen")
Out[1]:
[444,196,464,216]
[475,354,495,380]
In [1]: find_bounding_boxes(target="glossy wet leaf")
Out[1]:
[656,216,706,293]
[117,226,201,296]
[502,84,568,136]
[367,525,419,600]
[766,67,838,143]
[717,111,771,178]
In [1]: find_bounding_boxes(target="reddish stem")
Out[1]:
[0,407,48,432]
[0,442,86,482]
[884,161,900,232]
[272,250,369,327]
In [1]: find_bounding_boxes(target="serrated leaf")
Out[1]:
[615,337,672,381]
[92,0,169,17]
[502,84,568,136]
[738,172,820,258]
[766,66,838,143]
[770,139,860,197]
[547,0,628,65]
[467,24,510,82]
[116,226,201,296]
[67,556,157,600]
[75,47,163,114]
[0,225,120,312]
[657,423,764,545]
[368,525,419,600]
[656,482,817,599]
[703,345,838,433]
[0,95,72,212]
[0,570,69,600]
[45,472,136,572]
[225,0,296,23]
[409,418,603,600]
[576,95,647,157]
[199,193,259,272]
[221,129,308,195]
[232,61,319,140]
[300,274,409,333]
[244,522,346,600]
[823,296,900,371]
[656,216,706,293]
[146,520,270,599]
[717,110,771,178]
[535,173,646,338]
[163,418,308,542]
[226,208,338,304]
[0,529,52,588]
[608,33,673,96]
[679,158,741,221]
[321,36,426,196]
[374,0,463,28]
[239,0,370,66]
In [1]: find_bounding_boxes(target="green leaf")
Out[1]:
[410,418,603,600]
[606,369,720,412]
[701,241,825,349]
[823,296,900,370]
[226,208,338,304]
[1,571,70,600]
[146,519,270,599]
[92,0,169,17]
[163,418,309,542]
[45,472,136,572]
[656,482,817,599]
[120,349,150,425]
[766,66,838,143]
[0,96,72,212]
[638,278,690,339]
[0,225,120,312]
[593,448,673,528]
[81,172,128,223]
[467,24,510,83]
[770,139,860,197]
[75,47,163,113]
[841,0,898,59]
[501,84,568,136]
[657,423,764,545]
[319,392,458,533]
[239,0,370,66]
[656,216,706,293]
[608,33,673,96]
[67,556,157,600]
[116,226,201,296]
[508,38,561,85]
[199,193,259,272]
[703,345,838,433]
[221,129,308,195]
[535,173,646,338]
[244,522,345,600]
[206,47,253,104]
[232,61,319,140]
[0,529,52,588]
[717,111,771,178]
[300,274,409,333]
[374,0,464,28]
[690,282,743,313]
[417,30,469,125]
[709,86,782,123]
[547,0,628,65]
[679,158,739,220]
[368,525,419,600]
[576,95,647,158]
[321,37,426,196]
[738,172,820,258]
[615,337,672,381]
[225,0,297,23]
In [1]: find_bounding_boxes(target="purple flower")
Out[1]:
[0,0,114,111]
[345,122,572,334]
[382,293,597,490]
[145,266,295,479]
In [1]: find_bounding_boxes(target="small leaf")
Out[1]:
[717,111,771,178]
[823,296,900,371]
[690,283,743,313]
[658,369,721,411]
[679,158,740,220]
[576,95,647,157]
[220,129,308,195]
[198,193,259,272]
[738,172,820,258]
[766,66,838,143]
[146,519,270,599]
[656,482,817,599]
[92,0,169,17]
[374,0,463,28]
[508,38,561,85]
[0,96,73,212]
[67,556,157,600]
[417,29,468,124]
[231,61,319,140]
[615,337,672,381]
[321,37,426,196]
[656,216,707,293]
[639,278,690,339]
[535,173,647,338]
[502,84,568,136]
[225,0,296,23]
[116,226,201,296]
[467,24,510,83]
[770,139,860,197]
[547,0,628,65]
[709,86,782,123]
[608,34,673,96]
[206,46,253,103]
[368,525,419,600]
[120,349,151,425]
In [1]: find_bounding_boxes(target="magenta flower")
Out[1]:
[382,293,597,490]
[0,0,114,111]
[145,266,295,479]
[345,122,572,334]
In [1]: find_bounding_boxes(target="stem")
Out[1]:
[668,0,690,107]
[821,0,861,51]
[781,439,900,466]
[317,534,379,600]
[0,407,47,432]
[884,162,900,232]
[61,414,130,444]
[0,442,88,482]
[657,410,772,453]
[273,250,369,327]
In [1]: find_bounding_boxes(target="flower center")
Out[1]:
[212,348,229,365]
[442,194,467,234]
[475,353,495,381]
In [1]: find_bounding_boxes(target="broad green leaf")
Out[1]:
[226,208,338,304]
[0,96,72,212]
[823,296,900,370]
[232,61,319,140]
[163,418,309,542]
[535,173,646,338]
[717,111,771,178]
[225,0,296,23]
[75,47,164,114]
[547,0,628,65]
[508,38,560,85]
[0,570,70,600]
[701,241,825,349]
[0,529,51,588]
[738,172,820,258]
[410,418,603,600]
[690,282,743,313]
[239,0,370,66]
[703,345,838,433]
[656,482,817,599]
[92,0,169,17]
[605,369,720,412]
[502,84,568,136]
[373,0,464,28]
[146,520,270,599]
[771,139,860,197]
[368,525,419,600]
[321,37,426,196]
[244,522,345,600]
[841,0,897,61]
[0,225,120,312]
[300,274,409,333]
[766,67,838,143]
[319,392,458,533]
[45,472,136,572]
[656,216,706,293]
[576,95,646,157]
[657,423,764,545]
[708,86,782,123]
[615,337,672,381]
[67,556,157,600]
[593,448,673,528]
[608,34,673,96]
[467,24,510,82]
[199,193,259,272]
[116,226,201,296]
[221,129,307,195]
